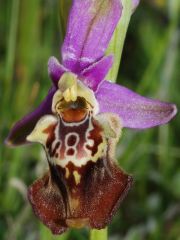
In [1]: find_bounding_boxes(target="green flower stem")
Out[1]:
[40,224,69,240]
[106,0,133,82]
[90,228,108,240]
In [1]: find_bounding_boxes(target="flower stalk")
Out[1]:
[106,0,133,82]
[90,228,108,240]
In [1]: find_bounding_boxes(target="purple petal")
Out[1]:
[96,81,177,129]
[132,0,140,9]
[80,55,113,91]
[61,0,122,73]
[5,87,56,146]
[48,57,67,87]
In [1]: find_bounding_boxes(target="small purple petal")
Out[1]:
[5,87,56,146]
[96,81,177,129]
[62,0,122,73]
[48,57,67,87]
[80,55,113,92]
[132,0,140,9]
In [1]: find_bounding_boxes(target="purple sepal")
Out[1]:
[61,0,122,73]
[96,81,177,129]
[80,56,113,92]
[48,57,67,87]
[132,0,140,9]
[5,87,56,146]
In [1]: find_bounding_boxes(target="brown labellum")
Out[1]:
[27,83,133,234]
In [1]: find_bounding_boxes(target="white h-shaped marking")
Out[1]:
[65,132,79,157]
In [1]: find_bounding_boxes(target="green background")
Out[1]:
[0,0,179,239]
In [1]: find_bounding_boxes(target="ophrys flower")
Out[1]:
[6,0,177,235]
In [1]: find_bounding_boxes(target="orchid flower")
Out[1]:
[6,0,177,235]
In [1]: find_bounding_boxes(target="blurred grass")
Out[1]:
[0,0,180,240]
